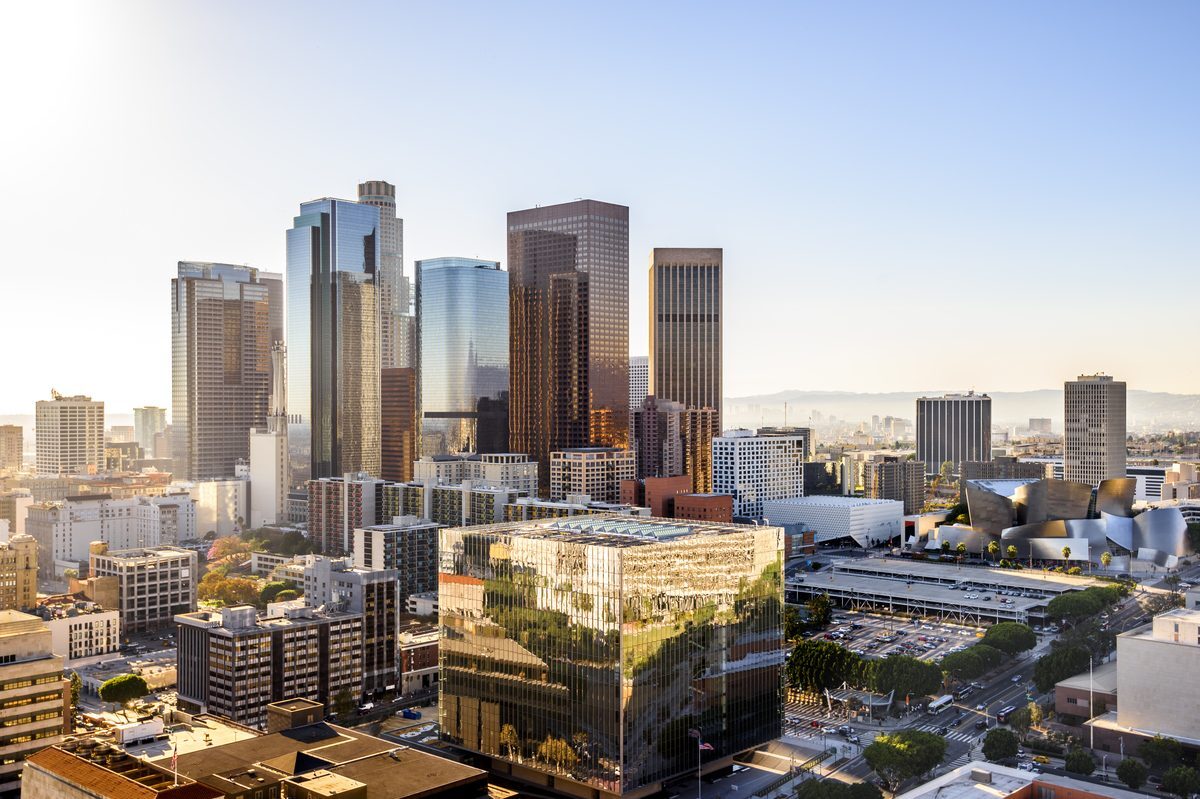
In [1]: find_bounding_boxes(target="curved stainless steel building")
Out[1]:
[417,258,509,456]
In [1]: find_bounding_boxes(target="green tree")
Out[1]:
[1141,736,1185,771]
[1046,591,1103,623]
[982,728,1019,762]
[1033,646,1091,692]
[796,780,884,799]
[98,673,149,719]
[1027,701,1043,729]
[864,730,947,791]
[1065,748,1095,776]
[69,671,82,708]
[940,540,952,557]
[784,606,805,641]
[786,639,871,693]
[1007,705,1032,736]
[275,589,300,602]
[1006,545,1019,560]
[987,541,999,562]
[537,736,579,773]
[259,580,295,606]
[1062,546,1072,562]
[1100,551,1113,570]
[940,650,984,680]
[970,643,1005,671]
[1163,766,1200,799]
[807,593,833,627]
[198,572,260,607]
[333,687,355,717]
[982,622,1037,655]
[1117,758,1148,790]
[872,655,943,700]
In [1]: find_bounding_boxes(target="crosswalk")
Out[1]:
[914,722,982,744]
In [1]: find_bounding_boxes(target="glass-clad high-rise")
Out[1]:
[171,262,271,481]
[439,516,783,798]
[286,198,381,485]
[508,200,630,491]
[416,258,509,456]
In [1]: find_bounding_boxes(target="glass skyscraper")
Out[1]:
[416,258,509,456]
[508,200,630,491]
[286,198,381,485]
[171,262,271,481]
[439,516,783,797]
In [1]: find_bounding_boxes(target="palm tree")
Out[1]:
[1062,546,1072,563]
[1006,545,1018,561]
[987,541,1000,563]
[1100,551,1113,571]
[955,542,968,568]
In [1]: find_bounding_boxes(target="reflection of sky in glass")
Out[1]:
[286,198,381,483]
[417,258,508,454]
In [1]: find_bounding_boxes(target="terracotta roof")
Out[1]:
[26,746,222,799]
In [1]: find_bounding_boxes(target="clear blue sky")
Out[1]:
[2,0,1197,414]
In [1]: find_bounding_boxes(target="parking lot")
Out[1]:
[814,608,986,665]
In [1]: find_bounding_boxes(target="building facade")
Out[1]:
[629,355,649,411]
[761,496,904,547]
[915,392,991,477]
[711,429,807,519]
[357,180,407,371]
[27,494,196,577]
[36,598,120,668]
[170,262,272,481]
[413,453,539,497]
[549,448,636,503]
[381,366,419,483]
[439,516,783,798]
[89,543,198,633]
[299,556,398,696]
[306,473,387,556]
[249,343,289,528]
[286,197,382,486]
[133,407,167,457]
[353,521,439,604]
[648,247,722,422]
[1064,374,1127,485]
[0,611,69,796]
[35,393,104,477]
[417,258,510,456]
[175,604,363,729]
[632,396,718,493]
[0,535,37,612]
[0,426,22,475]
[508,200,630,491]
[862,456,926,515]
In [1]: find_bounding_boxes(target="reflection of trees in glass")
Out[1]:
[500,724,520,761]
[537,736,579,773]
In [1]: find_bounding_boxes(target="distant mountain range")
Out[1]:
[724,389,1200,432]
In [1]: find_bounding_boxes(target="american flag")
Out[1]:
[699,742,714,751]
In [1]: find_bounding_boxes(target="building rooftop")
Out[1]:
[466,514,775,548]
[896,761,1145,799]
[830,557,1106,594]
[0,609,49,636]
[765,496,903,509]
[1056,659,1118,694]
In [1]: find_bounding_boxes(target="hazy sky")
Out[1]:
[2,1,1197,414]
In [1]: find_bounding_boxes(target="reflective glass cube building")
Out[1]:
[416,257,509,456]
[286,198,381,485]
[439,515,783,799]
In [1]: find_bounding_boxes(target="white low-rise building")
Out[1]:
[26,493,196,577]
[174,478,247,537]
[413,453,539,497]
[36,598,120,668]
[762,496,903,547]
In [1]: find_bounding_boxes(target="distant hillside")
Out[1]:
[723,389,1200,432]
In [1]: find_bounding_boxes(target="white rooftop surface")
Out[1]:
[766,496,902,509]
[896,761,1147,799]
[791,570,1046,613]
[123,715,259,759]
[831,557,1105,594]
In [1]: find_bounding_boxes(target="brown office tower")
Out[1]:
[648,248,721,493]
[649,247,722,419]
[381,367,418,482]
[632,396,718,493]
[508,200,629,491]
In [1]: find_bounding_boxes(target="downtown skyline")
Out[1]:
[2,1,1199,414]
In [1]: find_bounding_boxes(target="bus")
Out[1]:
[996,705,1017,724]
[927,695,954,714]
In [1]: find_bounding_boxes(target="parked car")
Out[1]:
[400,708,422,720]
